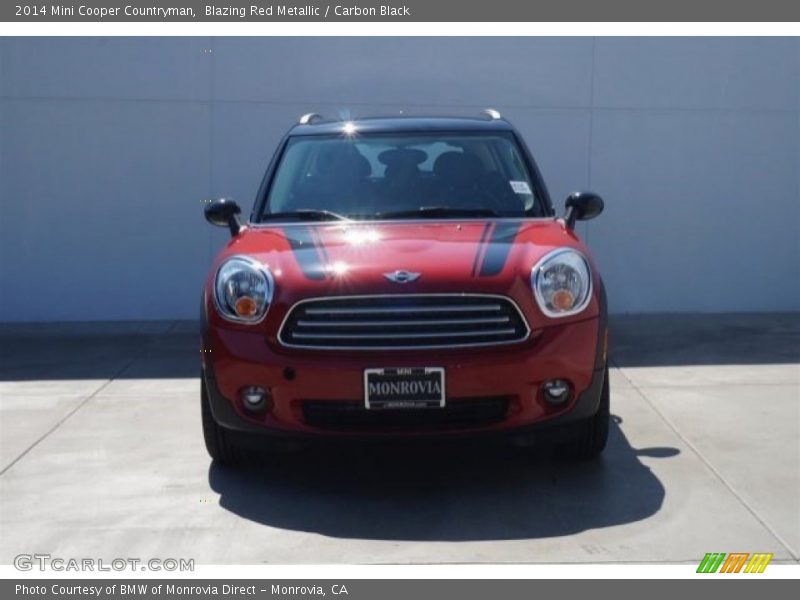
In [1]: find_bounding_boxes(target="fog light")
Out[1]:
[240,386,270,412]
[542,379,571,405]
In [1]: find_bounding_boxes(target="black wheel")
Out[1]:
[555,366,610,461]
[201,375,247,466]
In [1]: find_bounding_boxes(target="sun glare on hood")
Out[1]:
[342,228,381,246]
[324,261,350,277]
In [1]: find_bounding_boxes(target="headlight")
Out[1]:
[213,256,274,323]
[531,248,592,318]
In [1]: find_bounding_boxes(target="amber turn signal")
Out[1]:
[551,290,574,311]
[234,296,257,317]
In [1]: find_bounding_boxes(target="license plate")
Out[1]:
[364,367,445,409]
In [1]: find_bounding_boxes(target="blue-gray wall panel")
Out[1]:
[211,38,595,107]
[589,109,799,312]
[0,37,797,321]
[0,98,211,320]
[2,37,212,100]
[594,37,798,110]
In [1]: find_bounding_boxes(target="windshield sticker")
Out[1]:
[509,180,532,195]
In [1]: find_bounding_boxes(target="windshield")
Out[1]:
[258,132,546,221]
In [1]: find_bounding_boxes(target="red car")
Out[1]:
[201,111,608,465]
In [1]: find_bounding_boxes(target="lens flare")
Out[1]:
[324,261,350,277]
[343,228,380,245]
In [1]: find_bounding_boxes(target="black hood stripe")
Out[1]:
[310,226,331,268]
[471,222,493,277]
[478,221,522,277]
[284,226,327,280]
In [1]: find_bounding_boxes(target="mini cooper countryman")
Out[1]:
[201,111,608,465]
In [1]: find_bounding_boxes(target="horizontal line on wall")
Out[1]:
[0,95,798,115]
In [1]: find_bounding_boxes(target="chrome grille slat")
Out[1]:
[292,328,518,340]
[304,304,503,315]
[296,316,511,327]
[278,294,530,350]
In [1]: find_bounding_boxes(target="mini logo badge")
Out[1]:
[383,270,421,283]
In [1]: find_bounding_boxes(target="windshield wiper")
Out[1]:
[375,206,501,220]
[260,209,349,222]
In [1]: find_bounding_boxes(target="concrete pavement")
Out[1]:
[0,314,798,564]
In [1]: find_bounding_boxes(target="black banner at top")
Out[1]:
[4,0,800,22]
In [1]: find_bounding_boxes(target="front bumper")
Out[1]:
[202,314,606,441]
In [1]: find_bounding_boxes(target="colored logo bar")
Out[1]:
[697,553,773,573]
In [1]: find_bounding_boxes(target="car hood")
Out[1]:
[218,220,594,310]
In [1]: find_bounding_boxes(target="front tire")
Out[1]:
[201,375,247,466]
[556,366,610,460]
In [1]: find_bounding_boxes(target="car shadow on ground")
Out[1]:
[208,416,678,541]
[609,313,800,367]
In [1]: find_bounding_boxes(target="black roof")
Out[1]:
[289,115,515,136]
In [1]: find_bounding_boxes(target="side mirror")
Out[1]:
[205,198,242,237]
[563,192,604,230]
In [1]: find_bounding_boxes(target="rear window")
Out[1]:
[260,132,546,220]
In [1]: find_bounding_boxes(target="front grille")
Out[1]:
[302,397,510,431]
[278,294,530,349]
